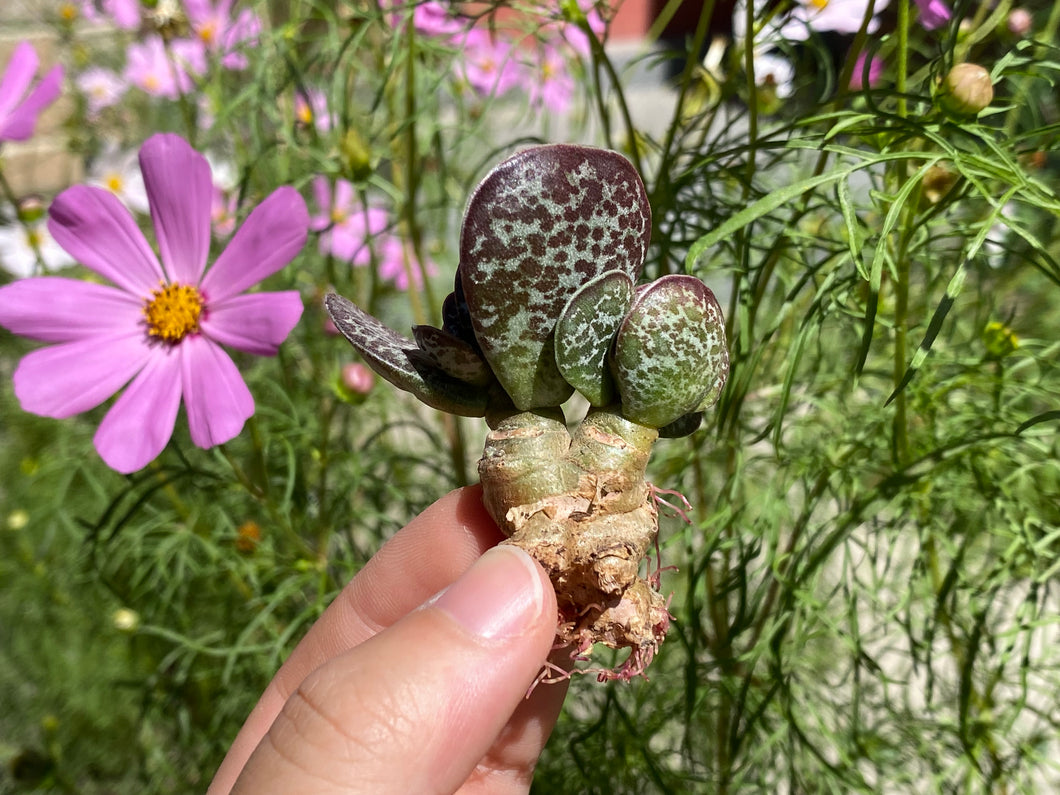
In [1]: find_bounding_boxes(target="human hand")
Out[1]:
[208,485,567,795]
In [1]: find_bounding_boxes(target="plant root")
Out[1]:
[479,407,672,680]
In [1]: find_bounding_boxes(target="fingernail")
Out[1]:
[432,545,545,641]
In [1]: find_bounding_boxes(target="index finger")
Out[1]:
[208,485,505,794]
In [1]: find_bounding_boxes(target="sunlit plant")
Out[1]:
[326,144,728,679]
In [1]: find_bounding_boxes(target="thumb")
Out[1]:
[231,545,559,795]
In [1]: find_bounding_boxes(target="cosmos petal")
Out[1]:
[0,42,37,120]
[0,63,63,142]
[180,334,254,448]
[0,277,142,342]
[48,185,164,295]
[93,350,182,473]
[199,291,303,356]
[201,187,308,302]
[13,333,151,418]
[140,132,213,284]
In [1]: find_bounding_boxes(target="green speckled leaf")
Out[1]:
[459,144,651,410]
[324,293,488,417]
[554,270,633,406]
[611,275,728,429]
[412,324,495,387]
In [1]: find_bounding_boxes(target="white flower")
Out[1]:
[76,66,127,118]
[0,220,75,278]
[87,144,149,214]
[778,0,891,41]
[753,51,796,98]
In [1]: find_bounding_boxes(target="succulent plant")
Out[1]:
[326,144,729,680]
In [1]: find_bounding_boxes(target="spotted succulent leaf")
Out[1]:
[554,270,634,406]
[611,275,728,429]
[325,293,488,417]
[412,324,495,387]
[441,272,480,352]
[459,144,651,410]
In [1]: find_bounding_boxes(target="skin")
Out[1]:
[208,485,570,795]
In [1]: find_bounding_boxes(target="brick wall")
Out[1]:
[1,1,82,198]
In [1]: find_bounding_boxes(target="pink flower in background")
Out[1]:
[211,186,238,237]
[125,36,206,99]
[458,28,521,97]
[779,0,891,40]
[105,0,141,29]
[311,176,386,265]
[185,0,262,70]
[412,1,468,37]
[561,0,608,58]
[0,41,64,143]
[76,65,127,118]
[310,176,437,289]
[849,51,884,90]
[914,0,952,29]
[295,88,332,132]
[0,134,308,473]
[527,46,574,114]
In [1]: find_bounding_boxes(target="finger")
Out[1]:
[231,545,559,795]
[457,648,571,795]
[209,486,504,795]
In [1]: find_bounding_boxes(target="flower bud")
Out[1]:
[1008,8,1032,36]
[938,63,994,117]
[112,608,140,633]
[982,321,1019,359]
[340,129,373,183]
[342,362,375,395]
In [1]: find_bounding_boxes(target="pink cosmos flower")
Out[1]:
[294,88,332,133]
[560,0,608,58]
[310,176,437,289]
[125,36,206,100]
[458,28,521,97]
[849,50,884,89]
[184,0,262,70]
[527,46,574,114]
[0,133,308,474]
[0,41,64,143]
[412,1,469,37]
[913,0,952,29]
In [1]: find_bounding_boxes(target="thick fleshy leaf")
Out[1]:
[612,275,728,429]
[459,144,651,410]
[94,350,182,474]
[0,277,141,342]
[325,293,488,417]
[440,270,480,351]
[200,290,303,356]
[180,335,254,448]
[48,185,165,295]
[554,270,633,406]
[13,333,151,418]
[0,63,63,142]
[412,324,494,386]
[140,133,213,285]
[201,187,309,302]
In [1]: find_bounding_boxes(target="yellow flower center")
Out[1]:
[143,282,203,343]
[105,173,124,193]
[25,228,43,249]
[330,208,347,224]
[199,21,218,45]
[59,2,78,21]
[810,0,829,9]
